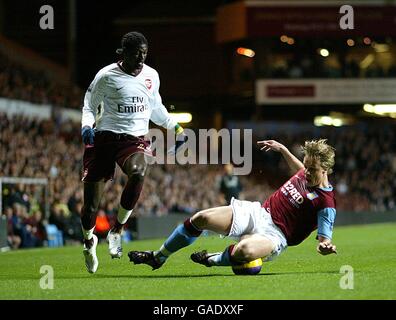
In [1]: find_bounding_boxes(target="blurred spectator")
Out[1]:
[48,204,67,242]
[10,203,40,248]
[5,206,21,249]
[8,184,30,211]
[218,164,243,205]
[336,176,348,195]
[23,210,47,247]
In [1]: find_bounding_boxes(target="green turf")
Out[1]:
[0,223,395,300]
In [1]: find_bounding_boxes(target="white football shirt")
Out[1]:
[81,62,177,136]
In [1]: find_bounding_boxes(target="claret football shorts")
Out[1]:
[229,197,288,261]
[82,130,153,182]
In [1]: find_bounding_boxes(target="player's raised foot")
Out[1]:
[107,230,122,259]
[190,250,214,267]
[83,234,99,274]
[128,251,164,270]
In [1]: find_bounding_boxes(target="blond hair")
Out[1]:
[301,139,336,174]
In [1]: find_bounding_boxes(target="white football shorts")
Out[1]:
[228,197,288,261]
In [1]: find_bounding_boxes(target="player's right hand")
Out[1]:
[257,140,285,152]
[317,242,337,255]
[81,126,95,145]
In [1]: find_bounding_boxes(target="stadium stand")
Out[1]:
[1,1,396,250]
[1,106,395,249]
[0,50,83,109]
[0,33,83,111]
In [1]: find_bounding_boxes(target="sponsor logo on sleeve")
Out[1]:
[307,192,319,200]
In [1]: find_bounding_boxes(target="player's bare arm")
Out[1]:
[257,140,304,174]
[317,236,337,255]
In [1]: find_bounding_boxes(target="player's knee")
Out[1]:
[128,165,146,178]
[124,154,147,178]
[191,211,210,229]
[234,241,257,261]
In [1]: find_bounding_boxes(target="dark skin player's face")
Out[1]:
[123,43,148,75]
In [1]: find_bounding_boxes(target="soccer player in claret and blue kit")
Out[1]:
[80,31,187,273]
[129,139,337,271]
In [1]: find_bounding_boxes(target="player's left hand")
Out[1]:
[168,132,188,155]
[317,242,337,255]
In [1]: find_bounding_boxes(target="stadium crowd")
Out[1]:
[1,112,395,249]
[0,51,83,109]
[261,56,396,79]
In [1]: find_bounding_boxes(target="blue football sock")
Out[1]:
[154,219,201,261]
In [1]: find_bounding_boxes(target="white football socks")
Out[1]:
[207,253,222,266]
[82,226,95,241]
[117,206,133,225]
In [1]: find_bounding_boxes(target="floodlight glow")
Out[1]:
[314,116,346,127]
[363,104,374,112]
[360,54,374,69]
[287,38,295,45]
[319,49,329,57]
[347,39,355,46]
[372,104,396,114]
[332,119,343,127]
[321,116,333,125]
[170,113,192,123]
[363,104,396,118]
[373,43,389,53]
[280,35,288,43]
[237,47,255,58]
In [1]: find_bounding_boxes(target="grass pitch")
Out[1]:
[0,223,395,300]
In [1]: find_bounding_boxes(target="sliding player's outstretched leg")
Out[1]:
[128,205,232,270]
[191,245,235,267]
[127,250,165,270]
[191,234,275,269]
[128,217,202,270]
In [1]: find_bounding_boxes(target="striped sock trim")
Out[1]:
[117,206,133,225]
[228,244,238,265]
[159,244,173,257]
[183,218,202,237]
[81,225,95,241]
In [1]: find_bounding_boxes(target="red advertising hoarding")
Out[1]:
[216,2,396,43]
[247,5,396,37]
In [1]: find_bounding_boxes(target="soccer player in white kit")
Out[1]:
[80,31,187,273]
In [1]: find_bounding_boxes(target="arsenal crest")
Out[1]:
[145,79,152,90]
